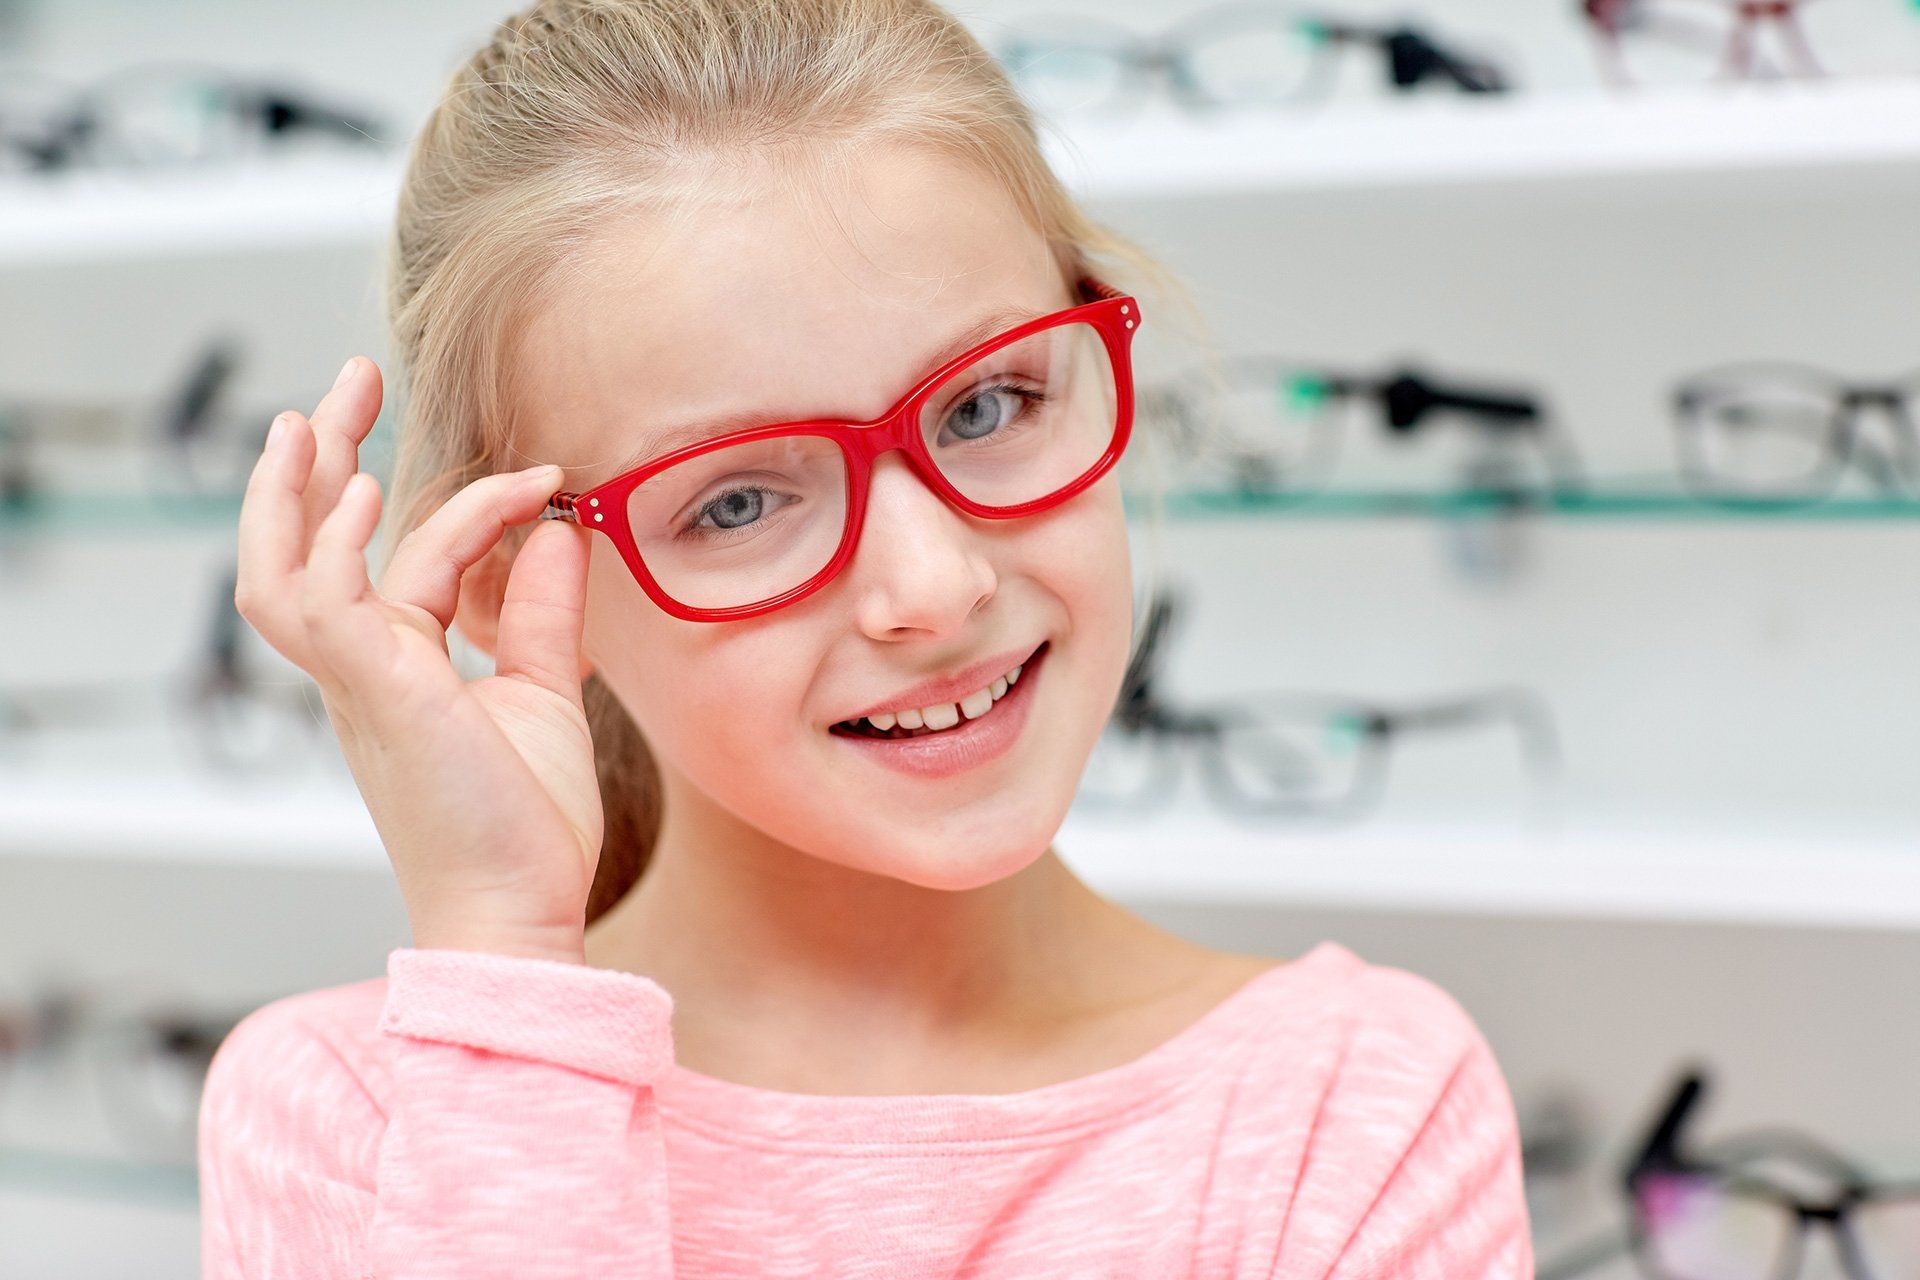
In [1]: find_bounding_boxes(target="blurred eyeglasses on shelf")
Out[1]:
[1,333,369,518]
[1131,355,1587,502]
[1537,1064,1920,1280]
[1579,0,1908,86]
[1074,584,1564,825]
[1673,362,1920,506]
[996,3,1508,121]
[0,560,337,778]
[146,336,277,500]
[1,969,250,1171]
[0,58,391,176]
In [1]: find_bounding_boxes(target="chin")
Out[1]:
[864,811,1064,892]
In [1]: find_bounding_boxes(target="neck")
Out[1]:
[581,777,1174,1079]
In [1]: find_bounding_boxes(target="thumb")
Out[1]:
[494,518,591,710]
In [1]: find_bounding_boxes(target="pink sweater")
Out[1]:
[196,939,1532,1278]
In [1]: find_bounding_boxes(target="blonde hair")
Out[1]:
[377,0,1212,926]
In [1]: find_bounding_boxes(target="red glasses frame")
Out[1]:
[543,275,1142,622]
[1582,0,1826,86]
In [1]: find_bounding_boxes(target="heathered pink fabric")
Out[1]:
[196,938,1532,1278]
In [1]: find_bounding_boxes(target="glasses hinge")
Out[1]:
[542,491,582,523]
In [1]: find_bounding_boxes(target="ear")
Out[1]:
[451,537,598,684]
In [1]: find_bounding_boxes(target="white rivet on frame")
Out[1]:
[594,513,603,522]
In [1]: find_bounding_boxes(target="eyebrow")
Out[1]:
[577,301,1051,485]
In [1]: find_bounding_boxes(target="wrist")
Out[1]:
[409,919,587,966]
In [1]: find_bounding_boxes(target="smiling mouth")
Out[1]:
[828,641,1048,741]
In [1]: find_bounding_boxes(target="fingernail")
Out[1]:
[332,357,359,390]
[267,413,293,447]
[525,464,562,483]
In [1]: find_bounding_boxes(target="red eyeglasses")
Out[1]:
[543,276,1141,622]
[1582,0,1831,86]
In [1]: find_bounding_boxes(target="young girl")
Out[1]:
[199,1,1532,1275]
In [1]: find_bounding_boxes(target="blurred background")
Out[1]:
[4,0,1920,1275]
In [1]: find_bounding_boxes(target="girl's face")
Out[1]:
[514,141,1135,891]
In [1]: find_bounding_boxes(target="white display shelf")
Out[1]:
[1054,809,1920,930]
[1042,76,1920,198]
[0,149,403,269]
[5,78,1918,270]
[7,762,1920,928]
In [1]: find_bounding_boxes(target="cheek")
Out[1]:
[1041,477,1135,655]
[1005,477,1136,756]
[579,540,813,776]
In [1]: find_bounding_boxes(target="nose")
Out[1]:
[843,451,998,638]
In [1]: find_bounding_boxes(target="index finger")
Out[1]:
[233,411,320,640]
[299,357,384,541]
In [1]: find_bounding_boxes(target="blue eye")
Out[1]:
[700,487,765,530]
[941,383,1047,444]
[678,485,798,542]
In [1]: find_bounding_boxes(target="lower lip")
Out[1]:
[828,642,1048,780]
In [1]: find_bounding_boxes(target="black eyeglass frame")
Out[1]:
[1075,585,1563,823]
[1137,355,1587,499]
[997,2,1507,120]
[1620,1066,1920,1280]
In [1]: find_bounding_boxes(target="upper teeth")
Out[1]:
[848,656,1028,734]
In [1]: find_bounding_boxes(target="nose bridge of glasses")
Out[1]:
[843,400,951,497]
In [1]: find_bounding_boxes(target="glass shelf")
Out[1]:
[0,492,244,536]
[0,1145,198,1209]
[8,483,1920,538]
[1127,484,1920,521]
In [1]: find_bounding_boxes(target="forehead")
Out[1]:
[516,141,1068,482]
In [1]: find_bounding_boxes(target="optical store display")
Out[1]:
[0,58,392,174]
[1136,355,1585,499]
[1673,361,1920,505]
[1076,583,1564,824]
[996,4,1508,118]
[1582,0,1855,86]
[1540,1067,1920,1280]
[998,0,1918,121]
[0,972,246,1168]
[0,558,335,777]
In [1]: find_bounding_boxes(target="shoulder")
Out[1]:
[199,972,396,1172]
[207,972,393,1095]
[1236,940,1502,1082]
[1221,944,1532,1276]
[1221,940,1522,1184]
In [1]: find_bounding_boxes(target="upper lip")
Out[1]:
[833,640,1044,725]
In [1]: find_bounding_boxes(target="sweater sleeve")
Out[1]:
[197,947,680,1280]
[1254,969,1534,1280]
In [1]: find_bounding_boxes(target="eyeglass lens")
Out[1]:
[621,319,1118,611]
[1681,374,1843,495]
[1853,1196,1920,1280]
[1635,1169,1800,1279]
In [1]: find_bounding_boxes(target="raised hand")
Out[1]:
[234,357,603,964]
